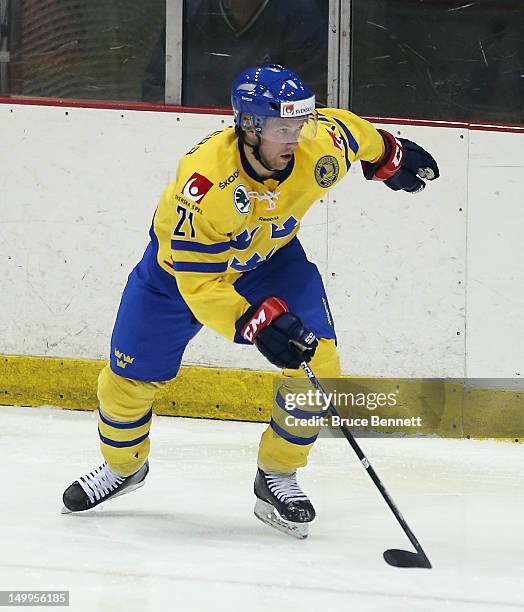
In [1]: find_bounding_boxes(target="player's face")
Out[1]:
[258,137,299,170]
[258,118,303,170]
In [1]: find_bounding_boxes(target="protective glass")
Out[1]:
[241,113,318,143]
[260,114,318,143]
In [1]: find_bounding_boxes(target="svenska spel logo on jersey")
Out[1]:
[233,184,251,214]
[181,172,214,203]
[315,155,339,188]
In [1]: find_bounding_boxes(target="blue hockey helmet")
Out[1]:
[231,64,317,142]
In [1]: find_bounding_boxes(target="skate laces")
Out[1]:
[78,462,125,504]
[266,472,308,503]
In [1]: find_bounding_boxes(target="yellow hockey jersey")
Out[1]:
[152,108,385,341]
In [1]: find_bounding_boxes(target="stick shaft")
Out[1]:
[300,361,430,563]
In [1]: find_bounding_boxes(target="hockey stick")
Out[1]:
[300,361,432,569]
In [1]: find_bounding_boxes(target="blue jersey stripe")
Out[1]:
[98,407,152,429]
[270,418,319,446]
[317,114,351,171]
[337,131,351,173]
[171,261,228,273]
[98,428,149,448]
[171,240,230,254]
[333,118,359,156]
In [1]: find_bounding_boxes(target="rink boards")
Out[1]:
[1,101,523,434]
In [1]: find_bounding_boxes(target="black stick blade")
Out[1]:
[383,549,432,569]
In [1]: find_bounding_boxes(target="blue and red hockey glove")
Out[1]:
[362,129,440,194]
[236,297,318,369]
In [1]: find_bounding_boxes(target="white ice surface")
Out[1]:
[0,405,523,612]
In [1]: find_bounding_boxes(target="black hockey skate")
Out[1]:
[254,469,315,539]
[62,461,149,513]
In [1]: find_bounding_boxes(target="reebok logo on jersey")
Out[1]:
[181,172,214,203]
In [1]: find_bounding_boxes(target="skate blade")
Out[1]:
[61,480,146,514]
[254,498,309,539]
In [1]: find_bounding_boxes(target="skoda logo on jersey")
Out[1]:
[219,169,240,190]
[233,184,251,214]
[315,155,339,188]
[181,172,214,203]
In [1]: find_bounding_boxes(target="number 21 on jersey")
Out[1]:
[174,205,196,239]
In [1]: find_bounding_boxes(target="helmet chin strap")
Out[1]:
[251,134,281,173]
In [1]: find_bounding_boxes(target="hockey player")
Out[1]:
[62,64,439,538]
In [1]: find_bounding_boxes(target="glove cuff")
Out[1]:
[238,297,288,343]
[362,129,403,181]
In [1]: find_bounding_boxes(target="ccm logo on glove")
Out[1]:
[238,297,318,369]
[369,131,403,180]
[241,297,288,342]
